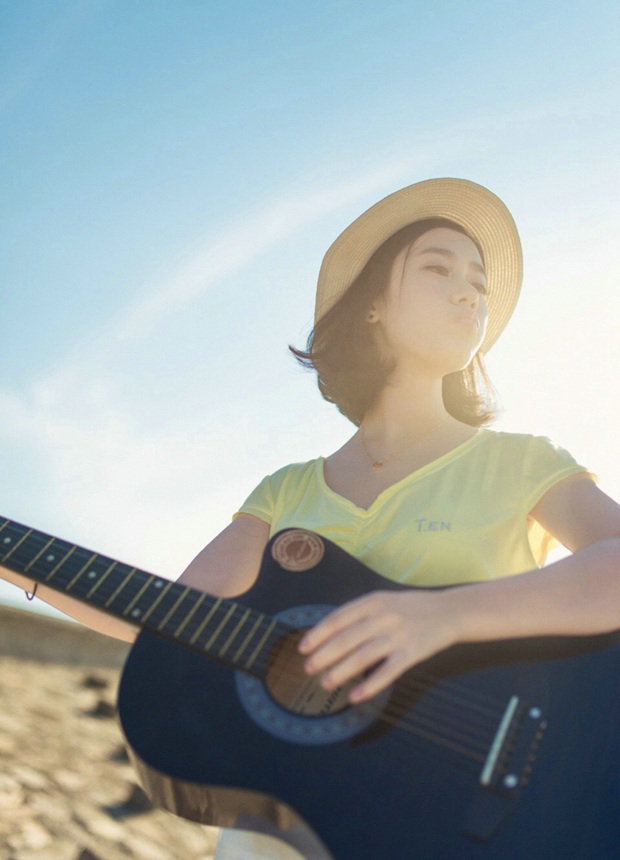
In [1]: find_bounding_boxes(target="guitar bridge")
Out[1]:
[463,696,547,842]
[480,695,547,794]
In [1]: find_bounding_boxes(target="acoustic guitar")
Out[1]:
[2,516,620,859]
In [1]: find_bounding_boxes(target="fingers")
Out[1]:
[298,593,412,703]
[313,635,392,691]
[300,597,392,676]
[349,652,408,703]
[296,589,454,704]
[299,594,377,655]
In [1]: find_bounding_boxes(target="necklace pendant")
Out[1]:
[372,461,384,472]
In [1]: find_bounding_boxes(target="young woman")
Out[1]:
[3,178,620,859]
[181,179,620,858]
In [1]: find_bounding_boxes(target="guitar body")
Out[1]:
[118,532,620,860]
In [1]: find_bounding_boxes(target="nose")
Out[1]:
[451,279,480,309]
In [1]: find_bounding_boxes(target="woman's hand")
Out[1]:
[298,589,463,704]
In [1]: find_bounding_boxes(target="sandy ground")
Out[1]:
[0,652,218,860]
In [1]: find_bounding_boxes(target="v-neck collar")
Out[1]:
[318,429,490,515]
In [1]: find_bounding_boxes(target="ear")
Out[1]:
[366,303,380,323]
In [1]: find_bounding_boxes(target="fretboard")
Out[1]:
[0,516,288,679]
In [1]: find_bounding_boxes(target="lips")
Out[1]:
[454,312,478,326]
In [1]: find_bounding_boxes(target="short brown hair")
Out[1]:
[290,218,499,427]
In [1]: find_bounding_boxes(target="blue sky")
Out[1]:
[1,0,619,616]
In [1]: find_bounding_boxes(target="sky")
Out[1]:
[1,0,619,619]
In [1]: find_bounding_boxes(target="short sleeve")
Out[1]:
[521,436,597,565]
[521,436,596,512]
[232,474,275,525]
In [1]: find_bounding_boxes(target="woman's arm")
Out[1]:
[448,475,620,640]
[300,475,620,703]
[177,513,271,596]
[0,564,138,643]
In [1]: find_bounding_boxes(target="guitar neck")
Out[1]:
[0,516,285,678]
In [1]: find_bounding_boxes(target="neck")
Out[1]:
[361,375,450,443]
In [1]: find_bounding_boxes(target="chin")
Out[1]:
[437,347,479,376]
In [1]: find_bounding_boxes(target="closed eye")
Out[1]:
[426,265,487,295]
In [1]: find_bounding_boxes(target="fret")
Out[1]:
[203,604,237,651]
[244,618,278,671]
[232,613,266,663]
[0,519,11,535]
[218,608,251,658]
[23,537,56,573]
[1,528,78,585]
[44,545,78,581]
[65,552,99,591]
[1,527,33,563]
[85,561,118,598]
[104,568,138,608]
[188,598,223,645]
[123,576,155,619]
[173,591,208,638]
[139,580,173,624]
[156,586,190,631]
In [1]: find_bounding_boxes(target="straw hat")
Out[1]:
[315,178,522,353]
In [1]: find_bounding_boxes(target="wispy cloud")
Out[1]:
[109,160,421,343]
[6,159,425,410]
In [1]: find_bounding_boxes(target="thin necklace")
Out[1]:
[359,416,449,472]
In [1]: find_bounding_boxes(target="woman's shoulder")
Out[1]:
[478,429,587,475]
[237,458,324,519]
[479,428,563,453]
[259,457,323,489]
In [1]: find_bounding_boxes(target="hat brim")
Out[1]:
[315,178,522,353]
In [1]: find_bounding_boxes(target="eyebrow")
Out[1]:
[417,246,486,277]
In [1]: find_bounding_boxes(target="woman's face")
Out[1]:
[373,227,489,377]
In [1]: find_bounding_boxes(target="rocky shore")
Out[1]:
[0,605,218,860]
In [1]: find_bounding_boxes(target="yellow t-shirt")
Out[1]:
[235,430,594,586]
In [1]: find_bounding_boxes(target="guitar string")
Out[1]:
[270,665,501,756]
[160,596,508,720]
[165,603,508,743]
[11,531,520,754]
[382,708,507,780]
[238,622,508,726]
[274,641,507,720]
[353,697,493,758]
[346,665,506,725]
[157,596,512,718]
[15,536,508,736]
[120,574,512,753]
[383,672,505,723]
[0,529,530,777]
[153,600,505,758]
[384,723,482,778]
[263,650,510,745]
[269,661,495,765]
[373,708,488,768]
[274,658,510,754]
[380,688,500,747]
[20,536,506,723]
[206,624,520,759]
[226,620,502,743]
[19,556,512,752]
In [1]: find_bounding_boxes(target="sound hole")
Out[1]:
[265,630,359,717]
